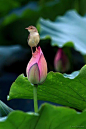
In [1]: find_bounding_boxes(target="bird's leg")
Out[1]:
[31,47,39,57]
[36,47,39,52]
[31,47,34,55]
[31,47,36,57]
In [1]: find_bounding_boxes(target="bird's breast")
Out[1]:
[28,32,40,47]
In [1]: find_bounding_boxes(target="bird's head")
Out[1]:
[25,26,38,33]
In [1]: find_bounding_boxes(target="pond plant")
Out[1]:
[0,11,86,128]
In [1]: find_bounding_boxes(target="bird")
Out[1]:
[25,26,40,55]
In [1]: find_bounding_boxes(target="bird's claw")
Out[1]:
[36,47,39,52]
[32,52,36,58]
[32,47,39,57]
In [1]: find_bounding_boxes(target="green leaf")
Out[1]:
[63,71,79,79]
[0,0,32,18]
[74,0,86,16]
[0,100,13,117]
[0,45,29,73]
[0,103,86,129]
[38,10,86,55]
[0,0,20,17]
[8,65,86,111]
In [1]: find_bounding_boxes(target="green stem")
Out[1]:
[33,86,38,113]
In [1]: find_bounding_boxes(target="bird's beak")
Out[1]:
[25,28,29,30]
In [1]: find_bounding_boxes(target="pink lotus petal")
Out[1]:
[38,54,47,83]
[26,46,42,76]
[27,63,40,84]
[26,46,47,84]
[54,48,70,72]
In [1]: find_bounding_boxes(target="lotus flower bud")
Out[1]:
[54,48,70,73]
[26,46,47,84]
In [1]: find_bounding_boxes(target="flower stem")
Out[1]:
[33,85,38,113]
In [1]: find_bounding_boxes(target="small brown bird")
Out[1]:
[25,26,40,55]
